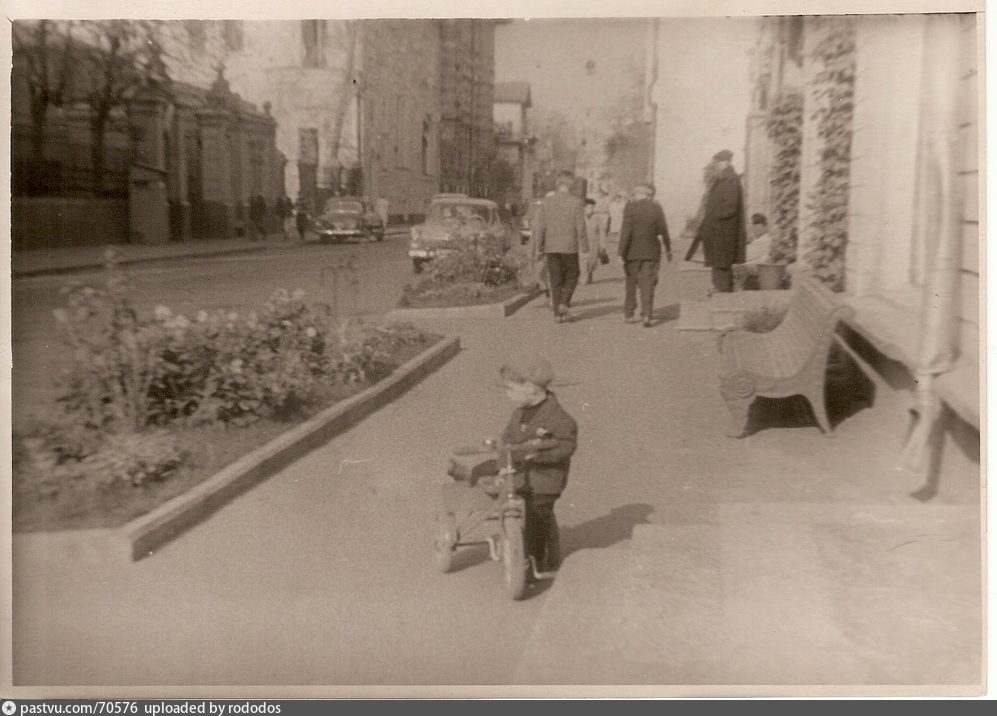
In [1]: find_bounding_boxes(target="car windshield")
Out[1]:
[324,200,364,213]
[427,202,494,224]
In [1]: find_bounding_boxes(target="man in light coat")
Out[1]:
[695,149,747,292]
[532,171,589,322]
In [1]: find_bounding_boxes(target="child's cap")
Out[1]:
[500,354,554,388]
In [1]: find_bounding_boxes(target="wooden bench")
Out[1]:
[717,272,855,437]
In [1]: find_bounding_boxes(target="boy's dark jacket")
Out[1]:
[501,391,577,495]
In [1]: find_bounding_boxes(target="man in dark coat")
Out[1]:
[533,171,589,322]
[696,149,747,292]
[619,183,671,327]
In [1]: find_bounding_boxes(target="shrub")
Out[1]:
[52,255,427,432]
[19,425,185,495]
[424,235,520,288]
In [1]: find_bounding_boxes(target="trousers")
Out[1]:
[624,259,660,318]
[546,253,580,312]
[525,492,560,571]
[711,266,733,293]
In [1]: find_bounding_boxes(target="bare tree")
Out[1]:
[12,19,76,163]
[531,108,579,195]
[602,60,651,192]
[76,20,160,193]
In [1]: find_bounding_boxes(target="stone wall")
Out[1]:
[12,197,129,249]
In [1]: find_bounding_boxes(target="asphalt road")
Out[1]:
[11,235,416,422]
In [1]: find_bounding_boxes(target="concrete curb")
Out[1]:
[386,289,542,321]
[13,245,271,278]
[16,336,461,564]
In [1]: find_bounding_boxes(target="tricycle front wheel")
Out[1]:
[502,516,528,600]
[434,512,458,573]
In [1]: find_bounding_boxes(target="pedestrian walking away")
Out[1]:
[695,149,747,292]
[532,171,589,322]
[619,183,671,327]
[499,354,578,575]
[607,193,626,247]
[250,193,268,241]
[295,195,311,242]
[581,198,607,285]
[276,195,295,241]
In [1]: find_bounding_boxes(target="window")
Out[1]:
[302,20,326,67]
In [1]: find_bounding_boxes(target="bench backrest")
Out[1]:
[767,273,855,375]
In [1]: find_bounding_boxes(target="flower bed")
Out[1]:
[398,238,533,310]
[13,254,440,532]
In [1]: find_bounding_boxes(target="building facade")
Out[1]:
[10,20,284,247]
[360,20,442,220]
[743,14,980,485]
[439,19,497,197]
[647,17,758,230]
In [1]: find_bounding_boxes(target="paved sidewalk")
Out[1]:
[12,255,982,688]
[11,225,413,278]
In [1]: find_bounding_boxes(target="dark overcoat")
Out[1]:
[619,198,671,262]
[696,166,747,268]
[501,391,578,496]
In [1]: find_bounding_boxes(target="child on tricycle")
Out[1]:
[435,355,578,599]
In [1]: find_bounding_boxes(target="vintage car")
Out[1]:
[518,199,544,245]
[312,197,385,242]
[409,197,512,273]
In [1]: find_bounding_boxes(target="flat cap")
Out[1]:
[500,354,555,388]
[632,183,653,196]
[713,149,734,161]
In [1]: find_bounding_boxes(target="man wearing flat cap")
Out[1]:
[619,182,671,326]
[695,149,747,293]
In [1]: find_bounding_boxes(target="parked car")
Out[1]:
[519,199,544,245]
[312,197,385,243]
[409,197,512,273]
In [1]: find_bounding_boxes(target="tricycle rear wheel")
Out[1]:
[502,516,528,600]
[434,512,458,573]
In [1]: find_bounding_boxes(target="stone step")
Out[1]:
[516,504,981,686]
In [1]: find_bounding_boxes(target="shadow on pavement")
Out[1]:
[652,303,680,322]
[559,503,655,559]
[573,304,623,321]
[569,297,615,308]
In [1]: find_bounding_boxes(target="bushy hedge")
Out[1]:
[401,238,531,307]
[19,252,430,497]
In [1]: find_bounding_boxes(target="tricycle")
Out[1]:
[434,437,559,600]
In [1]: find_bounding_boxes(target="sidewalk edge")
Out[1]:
[386,289,542,321]
[117,335,460,561]
[12,245,271,278]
